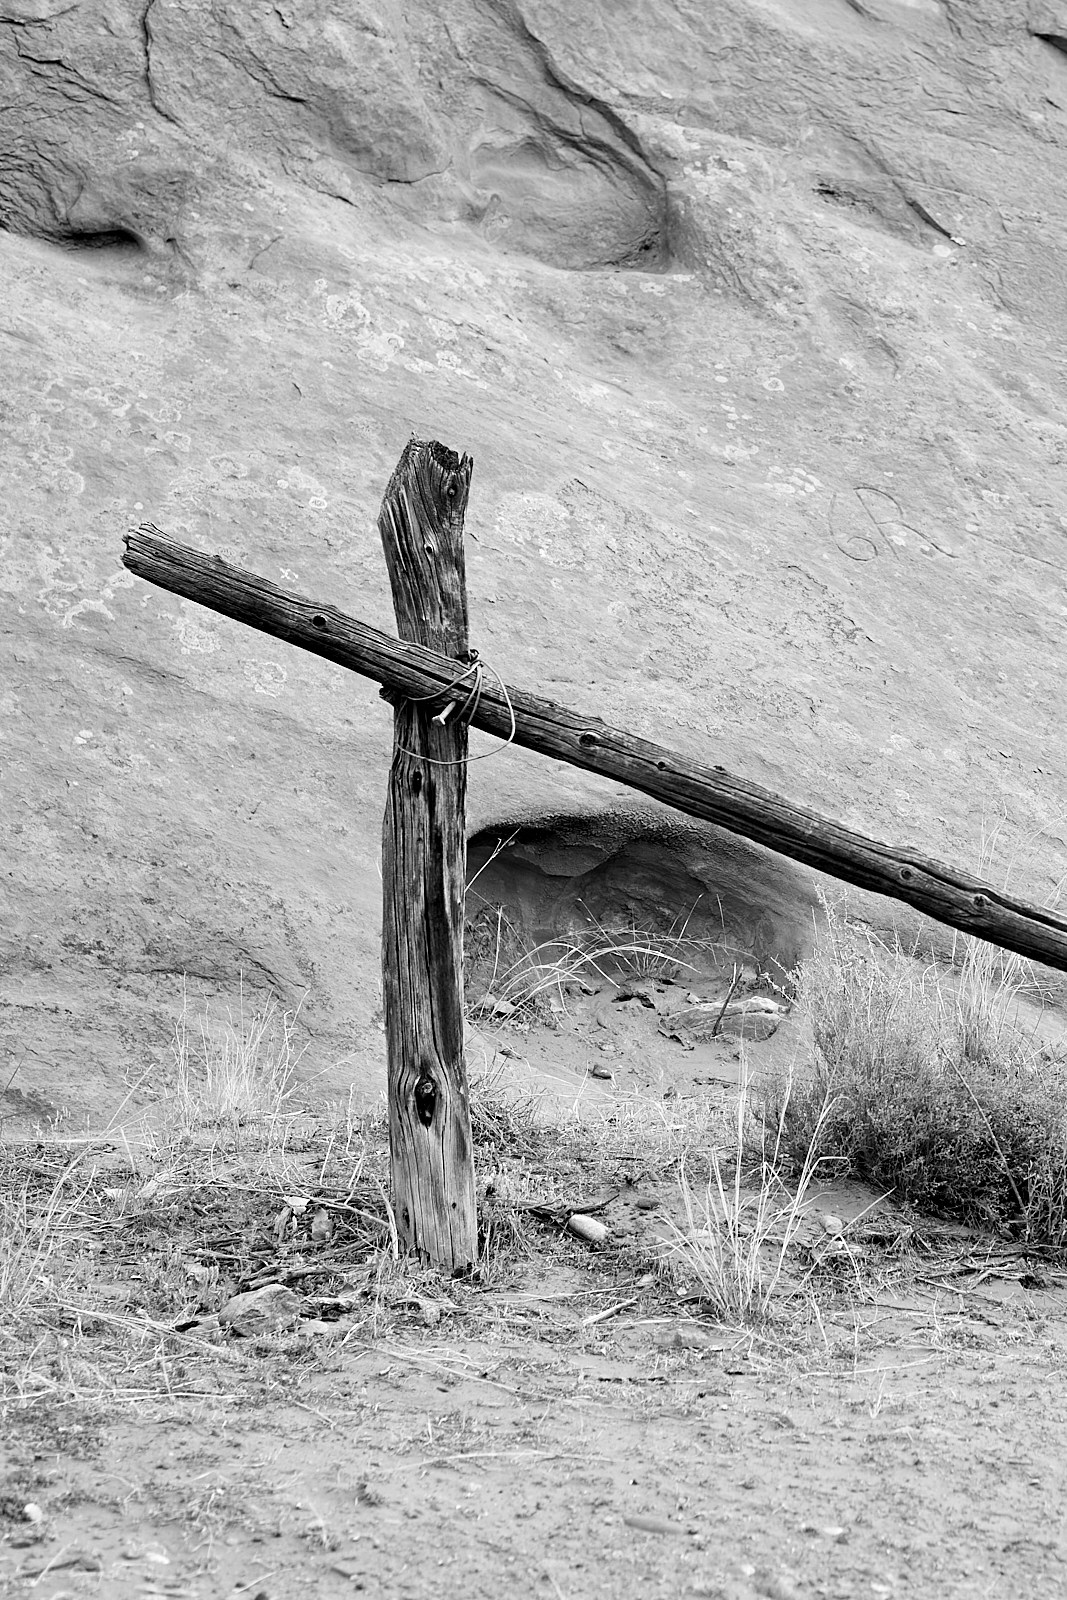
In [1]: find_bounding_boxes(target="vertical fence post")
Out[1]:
[377,438,477,1271]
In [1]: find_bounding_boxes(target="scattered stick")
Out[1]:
[711,965,744,1038]
[581,1297,640,1328]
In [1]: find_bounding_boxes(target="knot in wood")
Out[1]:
[414,1074,437,1128]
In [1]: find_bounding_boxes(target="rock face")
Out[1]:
[0,0,670,268]
[2,0,1067,1122]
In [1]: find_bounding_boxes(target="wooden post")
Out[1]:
[377,439,477,1271]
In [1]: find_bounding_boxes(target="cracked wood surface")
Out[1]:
[377,439,478,1272]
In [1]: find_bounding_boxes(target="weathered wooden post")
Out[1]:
[377,438,477,1271]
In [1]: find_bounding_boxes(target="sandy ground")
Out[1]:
[2,1224,1066,1600]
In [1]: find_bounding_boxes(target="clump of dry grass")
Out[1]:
[0,1164,85,1329]
[163,985,304,1143]
[464,899,736,1026]
[658,1066,835,1322]
[768,900,1067,1246]
[464,903,661,1025]
[0,1153,120,1402]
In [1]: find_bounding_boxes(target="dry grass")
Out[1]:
[768,899,1067,1246]
[160,984,305,1146]
[0,1128,401,1406]
[1,1052,689,1403]
[464,899,745,1026]
[0,1161,92,1330]
[658,1064,837,1322]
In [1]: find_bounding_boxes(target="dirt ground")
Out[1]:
[3,1028,1067,1600]
[3,1329,1066,1600]
[3,1229,1066,1600]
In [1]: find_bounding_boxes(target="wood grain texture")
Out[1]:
[122,523,1067,974]
[378,440,477,1271]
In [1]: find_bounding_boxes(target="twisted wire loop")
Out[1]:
[393,652,517,766]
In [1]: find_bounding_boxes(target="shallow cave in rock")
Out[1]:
[59,225,145,253]
[464,813,819,1045]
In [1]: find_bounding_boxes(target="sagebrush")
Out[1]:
[767,902,1067,1245]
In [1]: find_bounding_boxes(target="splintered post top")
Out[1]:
[378,437,474,658]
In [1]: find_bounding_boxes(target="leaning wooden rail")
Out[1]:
[123,523,1067,974]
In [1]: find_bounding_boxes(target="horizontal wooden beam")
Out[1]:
[122,523,1067,974]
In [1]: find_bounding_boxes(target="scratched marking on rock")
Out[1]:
[829,486,958,562]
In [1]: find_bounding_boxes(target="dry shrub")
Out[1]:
[768,901,1067,1245]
